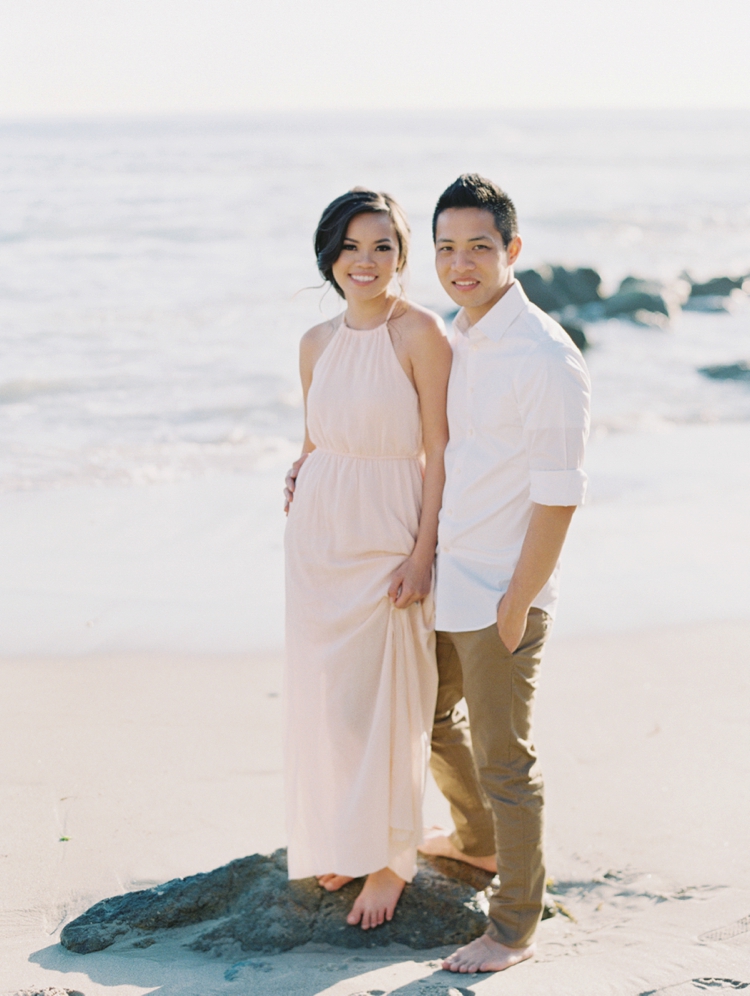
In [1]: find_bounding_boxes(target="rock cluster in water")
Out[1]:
[60,849,497,957]
[511,265,750,350]
[698,360,750,381]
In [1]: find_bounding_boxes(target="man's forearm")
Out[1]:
[505,504,576,611]
[497,503,576,651]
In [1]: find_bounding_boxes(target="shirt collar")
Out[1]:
[454,280,529,342]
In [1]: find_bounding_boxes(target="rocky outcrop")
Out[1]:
[60,849,495,957]
[11,991,84,996]
[516,265,602,313]
[559,322,588,351]
[444,266,748,345]
[699,361,750,381]
[684,274,750,312]
[689,276,747,298]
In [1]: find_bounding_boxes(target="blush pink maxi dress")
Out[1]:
[284,311,438,884]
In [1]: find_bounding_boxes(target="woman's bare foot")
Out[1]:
[316,874,354,892]
[346,867,405,930]
[418,826,497,873]
[443,934,535,973]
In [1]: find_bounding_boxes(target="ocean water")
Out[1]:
[1,110,749,492]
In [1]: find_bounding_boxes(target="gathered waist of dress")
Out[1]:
[311,446,422,462]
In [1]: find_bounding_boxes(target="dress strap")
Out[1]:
[385,297,402,323]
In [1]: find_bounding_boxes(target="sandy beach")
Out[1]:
[2,625,749,995]
[1,422,749,995]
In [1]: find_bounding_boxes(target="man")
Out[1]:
[419,174,590,973]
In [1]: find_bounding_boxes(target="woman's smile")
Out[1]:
[331,212,399,304]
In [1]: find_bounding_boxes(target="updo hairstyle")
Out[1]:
[314,188,410,298]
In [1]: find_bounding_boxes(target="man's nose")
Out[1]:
[452,250,475,271]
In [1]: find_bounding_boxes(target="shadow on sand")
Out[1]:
[30,936,491,996]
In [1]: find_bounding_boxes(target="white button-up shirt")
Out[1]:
[435,281,591,632]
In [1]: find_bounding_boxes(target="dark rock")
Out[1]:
[618,276,665,296]
[60,849,491,957]
[560,322,589,351]
[597,290,670,322]
[549,266,603,306]
[689,276,746,298]
[683,296,732,313]
[516,267,566,312]
[698,361,750,381]
[12,990,85,996]
[517,265,603,313]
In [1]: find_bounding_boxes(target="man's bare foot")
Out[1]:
[346,867,405,930]
[418,826,497,873]
[316,874,354,892]
[443,934,535,973]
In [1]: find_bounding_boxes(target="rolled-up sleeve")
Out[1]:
[516,341,591,506]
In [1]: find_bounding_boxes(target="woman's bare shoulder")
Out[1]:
[392,301,447,342]
[301,316,340,346]
[300,317,340,364]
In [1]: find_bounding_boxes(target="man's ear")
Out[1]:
[507,235,522,265]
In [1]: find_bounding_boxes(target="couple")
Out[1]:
[283,174,591,974]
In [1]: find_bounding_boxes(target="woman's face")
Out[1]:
[331,212,400,303]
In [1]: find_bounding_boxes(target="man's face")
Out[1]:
[434,207,522,318]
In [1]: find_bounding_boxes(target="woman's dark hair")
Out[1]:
[432,173,518,247]
[315,188,410,298]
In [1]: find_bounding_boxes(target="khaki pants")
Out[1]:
[430,609,549,948]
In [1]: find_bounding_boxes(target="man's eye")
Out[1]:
[473,244,490,251]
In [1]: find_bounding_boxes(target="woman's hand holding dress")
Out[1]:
[387,551,433,609]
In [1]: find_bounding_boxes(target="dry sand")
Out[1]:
[2,620,749,996]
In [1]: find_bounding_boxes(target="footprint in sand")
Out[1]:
[641,980,750,994]
[700,914,750,942]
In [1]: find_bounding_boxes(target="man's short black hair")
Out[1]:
[432,173,518,246]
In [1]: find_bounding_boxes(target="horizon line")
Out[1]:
[1,105,749,123]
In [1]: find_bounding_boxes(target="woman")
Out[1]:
[283,188,452,930]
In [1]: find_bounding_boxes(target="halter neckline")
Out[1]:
[341,298,400,331]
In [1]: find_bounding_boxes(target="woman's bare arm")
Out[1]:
[388,309,452,608]
[284,319,337,513]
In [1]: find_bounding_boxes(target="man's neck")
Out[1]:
[462,278,515,327]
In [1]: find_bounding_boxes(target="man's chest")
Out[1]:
[447,338,523,436]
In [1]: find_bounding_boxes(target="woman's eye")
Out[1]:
[375,244,393,252]
[342,243,356,251]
